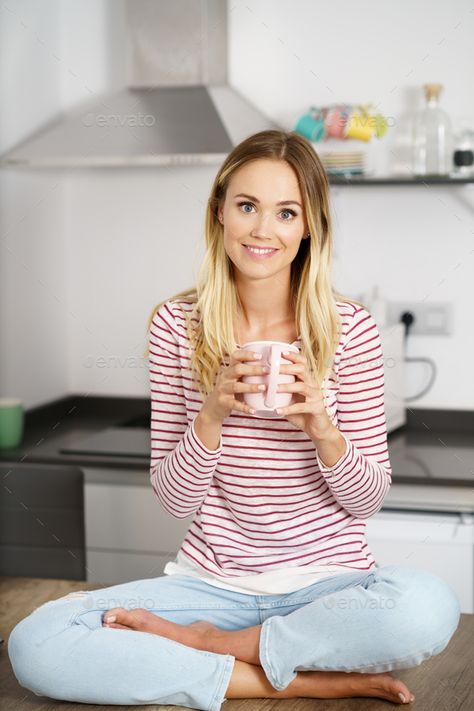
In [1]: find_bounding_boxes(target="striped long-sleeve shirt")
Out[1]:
[148,298,392,595]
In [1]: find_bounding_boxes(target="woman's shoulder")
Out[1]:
[334,298,381,358]
[335,297,367,315]
[153,297,198,345]
[169,297,199,323]
[334,297,368,324]
[154,293,196,321]
[334,298,377,343]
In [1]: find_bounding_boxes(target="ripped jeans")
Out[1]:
[7,564,460,711]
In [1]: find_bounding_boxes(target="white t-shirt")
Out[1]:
[164,549,372,596]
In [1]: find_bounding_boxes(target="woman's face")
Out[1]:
[218,158,309,281]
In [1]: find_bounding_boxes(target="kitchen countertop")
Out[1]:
[0,395,150,471]
[1,575,473,711]
[0,395,473,510]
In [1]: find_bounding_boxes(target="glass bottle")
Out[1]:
[413,83,453,176]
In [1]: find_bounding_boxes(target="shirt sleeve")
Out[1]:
[315,306,392,519]
[148,301,222,519]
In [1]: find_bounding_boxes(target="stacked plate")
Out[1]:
[313,137,374,176]
[317,150,365,176]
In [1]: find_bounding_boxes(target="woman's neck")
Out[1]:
[234,269,295,325]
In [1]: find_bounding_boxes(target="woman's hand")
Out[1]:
[201,350,270,423]
[275,350,335,440]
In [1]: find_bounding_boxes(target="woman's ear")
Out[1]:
[217,199,225,225]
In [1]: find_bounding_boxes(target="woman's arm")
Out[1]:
[194,410,223,451]
[148,302,222,519]
[314,306,392,519]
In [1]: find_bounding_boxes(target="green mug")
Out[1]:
[0,398,24,449]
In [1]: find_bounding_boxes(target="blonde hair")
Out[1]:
[144,129,364,398]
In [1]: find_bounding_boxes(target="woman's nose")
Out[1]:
[250,216,273,237]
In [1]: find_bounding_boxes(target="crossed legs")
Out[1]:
[102,608,416,704]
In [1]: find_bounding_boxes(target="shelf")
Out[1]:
[328,175,474,185]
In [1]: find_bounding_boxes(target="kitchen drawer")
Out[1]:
[84,483,193,552]
[366,510,474,614]
[1,544,85,580]
[86,549,176,585]
[1,508,84,547]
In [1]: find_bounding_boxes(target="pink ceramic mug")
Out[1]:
[241,340,300,418]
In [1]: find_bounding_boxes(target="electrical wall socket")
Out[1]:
[387,301,453,336]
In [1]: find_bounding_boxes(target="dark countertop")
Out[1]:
[0,395,473,490]
[0,395,150,471]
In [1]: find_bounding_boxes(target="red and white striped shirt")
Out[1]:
[148,299,392,595]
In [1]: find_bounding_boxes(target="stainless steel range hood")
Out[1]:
[1,0,279,167]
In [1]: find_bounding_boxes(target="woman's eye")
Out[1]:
[238,202,296,221]
[238,201,254,213]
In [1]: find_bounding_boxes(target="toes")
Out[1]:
[394,683,415,704]
[103,607,135,626]
[371,674,415,705]
[398,692,415,704]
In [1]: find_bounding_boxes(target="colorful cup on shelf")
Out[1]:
[344,109,375,141]
[354,103,389,139]
[295,109,325,142]
[372,113,388,138]
[324,105,349,139]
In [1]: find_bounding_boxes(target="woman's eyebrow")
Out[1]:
[233,193,302,208]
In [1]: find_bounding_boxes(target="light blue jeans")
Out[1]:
[8,564,460,711]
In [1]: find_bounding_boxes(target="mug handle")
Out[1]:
[264,345,281,409]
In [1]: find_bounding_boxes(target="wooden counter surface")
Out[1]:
[1,576,473,710]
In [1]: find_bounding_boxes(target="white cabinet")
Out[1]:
[366,509,474,613]
[84,471,194,584]
[86,550,177,585]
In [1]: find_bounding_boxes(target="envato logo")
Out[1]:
[323,596,396,610]
[324,354,398,370]
[83,355,148,369]
[80,595,156,610]
[329,114,397,129]
[81,112,156,128]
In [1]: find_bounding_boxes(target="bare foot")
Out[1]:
[296,669,415,705]
[102,607,217,651]
[102,608,415,704]
[359,672,415,705]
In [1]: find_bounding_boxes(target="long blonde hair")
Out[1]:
[144,129,364,398]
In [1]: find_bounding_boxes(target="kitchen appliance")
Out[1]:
[1,0,278,167]
[379,323,406,432]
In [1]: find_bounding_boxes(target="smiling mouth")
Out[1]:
[242,244,279,257]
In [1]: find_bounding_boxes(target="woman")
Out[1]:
[8,130,459,709]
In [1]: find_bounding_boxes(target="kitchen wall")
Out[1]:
[1,0,473,410]
[0,0,67,407]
